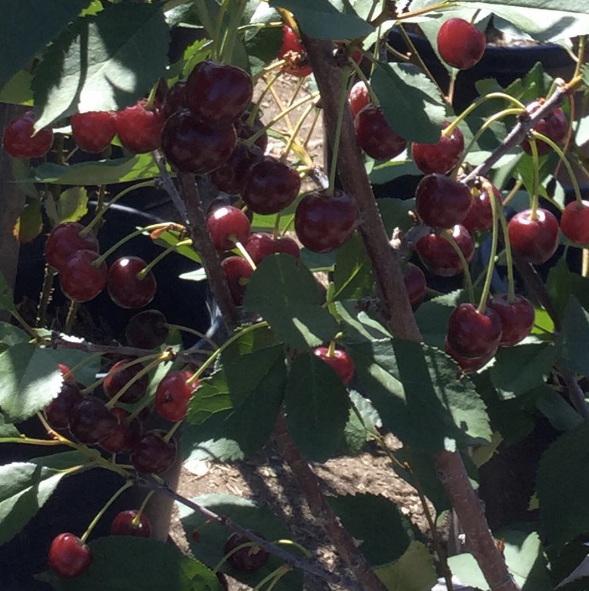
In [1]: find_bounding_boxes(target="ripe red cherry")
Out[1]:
[415,173,472,228]
[445,337,497,373]
[411,122,464,175]
[45,222,99,272]
[487,294,535,347]
[224,532,270,572]
[507,208,559,264]
[116,100,165,153]
[3,111,54,158]
[245,233,300,265]
[45,382,83,430]
[71,111,117,153]
[48,533,93,579]
[100,407,142,453]
[437,18,486,70]
[349,82,371,118]
[207,206,251,251]
[521,101,568,156]
[355,105,407,160]
[60,249,107,303]
[103,360,149,404]
[279,26,312,77]
[295,189,360,253]
[210,144,261,195]
[161,109,236,174]
[58,364,75,382]
[186,60,253,126]
[131,430,177,474]
[125,310,169,349]
[222,256,254,306]
[416,225,475,277]
[313,347,355,385]
[404,263,427,310]
[163,80,188,118]
[236,113,268,153]
[111,510,152,538]
[155,370,199,422]
[447,303,503,359]
[69,396,118,444]
[560,200,589,245]
[242,158,301,215]
[107,256,157,309]
[462,180,502,233]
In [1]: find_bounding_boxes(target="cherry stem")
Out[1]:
[477,178,500,314]
[469,8,481,24]
[495,201,517,302]
[212,0,231,61]
[144,82,159,111]
[327,340,336,357]
[327,71,351,196]
[132,490,155,527]
[583,250,589,278]
[272,213,282,240]
[502,179,523,207]
[163,420,182,444]
[529,138,540,220]
[64,300,79,333]
[348,58,379,105]
[274,539,312,558]
[213,541,259,574]
[254,566,291,590]
[62,351,104,381]
[443,230,475,304]
[219,0,247,64]
[281,102,317,162]
[251,58,286,83]
[164,323,218,350]
[248,69,283,126]
[137,239,193,280]
[233,240,257,270]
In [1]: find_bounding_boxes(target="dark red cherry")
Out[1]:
[445,337,497,373]
[237,113,268,152]
[207,206,251,251]
[45,382,83,430]
[349,81,371,118]
[224,531,270,572]
[488,294,535,347]
[185,60,253,126]
[116,100,165,153]
[404,263,427,310]
[69,396,118,444]
[210,144,261,195]
[437,18,486,70]
[222,256,254,306]
[242,158,301,215]
[447,303,503,359]
[313,347,355,385]
[415,173,472,228]
[107,256,157,309]
[462,179,502,234]
[521,101,568,156]
[45,222,99,272]
[279,26,312,77]
[60,250,107,303]
[110,510,152,538]
[100,407,142,453]
[103,360,149,404]
[125,310,169,349]
[3,111,53,158]
[155,370,199,422]
[245,233,300,265]
[131,430,177,474]
[58,364,75,382]
[411,122,464,175]
[355,105,407,160]
[163,80,188,118]
[507,208,559,264]
[295,189,360,253]
[161,109,236,174]
[560,200,589,245]
[48,533,93,579]
[71,111,117,153]
[415,225,475,277]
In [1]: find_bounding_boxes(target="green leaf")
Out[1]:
[374,541,437,591]
[337,301,392,343]
[557,296,589,376]
[372,62,446,144]
[245,25,283,77]
[0,323,30,350]
[299,248,337,272]
[536,387,583,431]
[155,230,202,264]
[370,159,421,185]
[0,463,67,547]
[30,450,90,471]
[342,390,380,455]
[43,348,103,388]
[13,200,43,244]
[0,70,34,106]
[414,290,465,349]
[285,352,350,462]
[181,428,245,462]
[0,414,20,438]
[33,3,170,128]
[548,258,589,317]
[0,272,16,313]
[55,187,89,223]
[332,234,374,302]
[38,536,219,591]
[244,254,339,351]
[583,64,589,89]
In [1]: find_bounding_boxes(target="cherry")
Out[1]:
[100,408,142,454]
[224,531,270,572]
[404,263,427,310]
[295,189,360,253]
[185,60,253,126]
[242,158,301,215]
[411,122,464,175]
[107,256,157,309]
[415,173,472,228]
[461,179,502,234]
[71,111,117,153]
[445,337,497,373]
[131,430,177,474]
[3,111,54,158]
[163,80,188,118]
[69,396,118,444]
[246,233,300,265]
[437,18,486,70]
[125,310,169,349]
[349,81,371,118]
[313,347,355,385]
[45,382,83,430]
[161,109,236,174]
[45,222,99,272]
[416,225,475,277]
[116,100,165,153]
[155,370,200,422]
[222,256,254,306]
[210,144,261,195]
[207,205,251,251]
[103,360,149,404]
[521,101,568,156]
[236,114,268,153]
[560,200,589,245]
[110,510,152,538]
[447,303,503,358]
[507,208,559,264]
[279,26,312,77]
[58,364,75,382]
[48,533,93,579]
[60,249,107,303]
[354,104,407,160]
[487,294,535,347]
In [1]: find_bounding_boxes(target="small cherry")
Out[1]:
[415,173,472,228]
[521,101,568,156]
[462,179,502,234]
[313,346,355,385]
[155,370,199,422]
[60,249,107,303]
[355,104,407,160]
[487,294,535,347]
[116,100,165,153]
[445,337,497,373]
[45,382,83,430]
[48,533,93,579]
[125,310,169,349]
[246,233,300,265]
[210,144,261,195]
[437,18,486,70]
[131,430,177,474]
[3,111,54,158]
[224,532,270,572]
[279,26,312,77]
[447,303,503,359]
[404,263,427,310]
[163,80,188,118]
[71,111,117,153]
[222,256,254,306]
[507,208,559,264]
[45,222,99,272]
[58,364,75,382]
[103,360,149,404]
[111,510,152,538]
[411,122,464,175]
[207,206,251,251]
[100,407,142,454]
[416,225,475,277]
[69,396,118,444]
[560,200,589,245]
[349,81,370,118]
[107,256,157,309]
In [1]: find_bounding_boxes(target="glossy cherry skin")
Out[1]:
[186,60,253,126]
[462,180,502,234]
[437,18,486,70]
[3,111,53,158]
[58,364,75,382]
[295,189,360,253]
[45,382,83,430]
[60,249,107,303]
[560,200,589,245]
[210,144,261,195]
[236,114,268,153]
[246,233,300,265]
[100,407,142,454]
[415,225,475,277]
[45,222,99,273]
[71,111,117,153]
[415,173,472,228]
[163,80,188,118]
[161,109,236,174]
[411,122,464,175]
[404,263,427,310]
[349,81,370,118]
[279,26,312,77]
[447,303,503,359]
[69,396,118,444]
[207,206,251,251]
[111,510,152,538]
[313,347,355,385]
[131,430,177,474]
[107,256,157,309]
[125,310,169,349]
[222,256,254,306]
[355,105,407,161]
[488,294,535,347]
[155,370,199,422]
[445,337,497,373]
[48,533,93,579]
[103,360,149,404]
[507,208,559,264]
[116,100,165,153]
[521,101,568,156]
[224,532,270,572]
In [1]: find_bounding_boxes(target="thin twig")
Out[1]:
[152,150,189,222]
